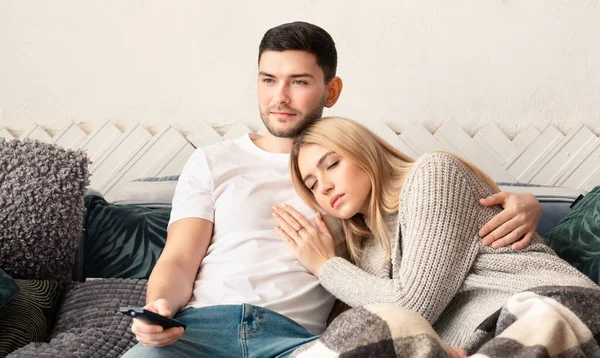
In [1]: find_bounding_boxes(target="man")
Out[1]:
[124,21,541,357]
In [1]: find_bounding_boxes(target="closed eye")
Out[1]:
[309,181,318,191]
[327,161,339,170]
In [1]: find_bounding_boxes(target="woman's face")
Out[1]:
[297,143,372,219]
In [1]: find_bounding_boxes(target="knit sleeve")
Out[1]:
[318,152,483,324]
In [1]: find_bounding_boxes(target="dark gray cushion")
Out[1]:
[0,280,63,357]
[0,139,90,281]
[9,279,147,358]
[537,197,578,238]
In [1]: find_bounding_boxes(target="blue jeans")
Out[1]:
[122,304,319,358]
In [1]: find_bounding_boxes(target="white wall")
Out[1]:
[1,1,599,138]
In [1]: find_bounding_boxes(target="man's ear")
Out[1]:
[324,77,343,108]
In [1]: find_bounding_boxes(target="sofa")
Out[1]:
[1,139,599,357]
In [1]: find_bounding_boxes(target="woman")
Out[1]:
[272,116,599,354]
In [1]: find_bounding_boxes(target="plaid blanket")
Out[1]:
[293,286,600,358]
[467,285,600,357]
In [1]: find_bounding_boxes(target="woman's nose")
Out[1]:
[319,179,334,195]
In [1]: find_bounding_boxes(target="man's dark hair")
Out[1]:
[258,21,337,83]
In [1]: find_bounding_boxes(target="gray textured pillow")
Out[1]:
[9,279,146,357]
[0,138,90,280]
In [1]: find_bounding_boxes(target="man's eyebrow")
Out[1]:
[290,73,315,79]
[258,72,315,79]
[259,71,275,77]
[302,151,334,182]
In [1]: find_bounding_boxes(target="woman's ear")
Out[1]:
[324,77,343,108]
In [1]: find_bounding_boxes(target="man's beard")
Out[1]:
[260,97,326,138]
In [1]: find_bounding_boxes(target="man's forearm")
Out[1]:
[146,259,197,314]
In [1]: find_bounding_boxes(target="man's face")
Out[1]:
[257,50,329,138]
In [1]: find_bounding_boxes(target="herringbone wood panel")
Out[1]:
[2,121,599,201]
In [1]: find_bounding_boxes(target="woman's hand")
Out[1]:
[442,342,467,358]
[272,204,336,277]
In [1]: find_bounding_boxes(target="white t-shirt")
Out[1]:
[169,133,336,334]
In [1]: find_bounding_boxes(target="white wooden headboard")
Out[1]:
[2,120,599,202]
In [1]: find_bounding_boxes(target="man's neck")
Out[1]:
[252,133,294,154]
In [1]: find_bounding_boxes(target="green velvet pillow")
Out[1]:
[0,280,62,357]
[544,186,600,284]
[0,268,19,306]
[83,195,170,279]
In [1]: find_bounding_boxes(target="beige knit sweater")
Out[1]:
[318,152,598,347]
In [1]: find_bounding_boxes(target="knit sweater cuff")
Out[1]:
[319,256,367,307]
[319,256,348,281]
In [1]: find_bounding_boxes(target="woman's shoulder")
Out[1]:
[406,152,474,187]
[413,151,465,169]
[401,152,494,203]
[399,152,492,220]
[400,152,494,207]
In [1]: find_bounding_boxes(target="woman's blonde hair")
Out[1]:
[290,116,500,265]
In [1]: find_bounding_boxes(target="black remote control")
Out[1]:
[119,306,187,329]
